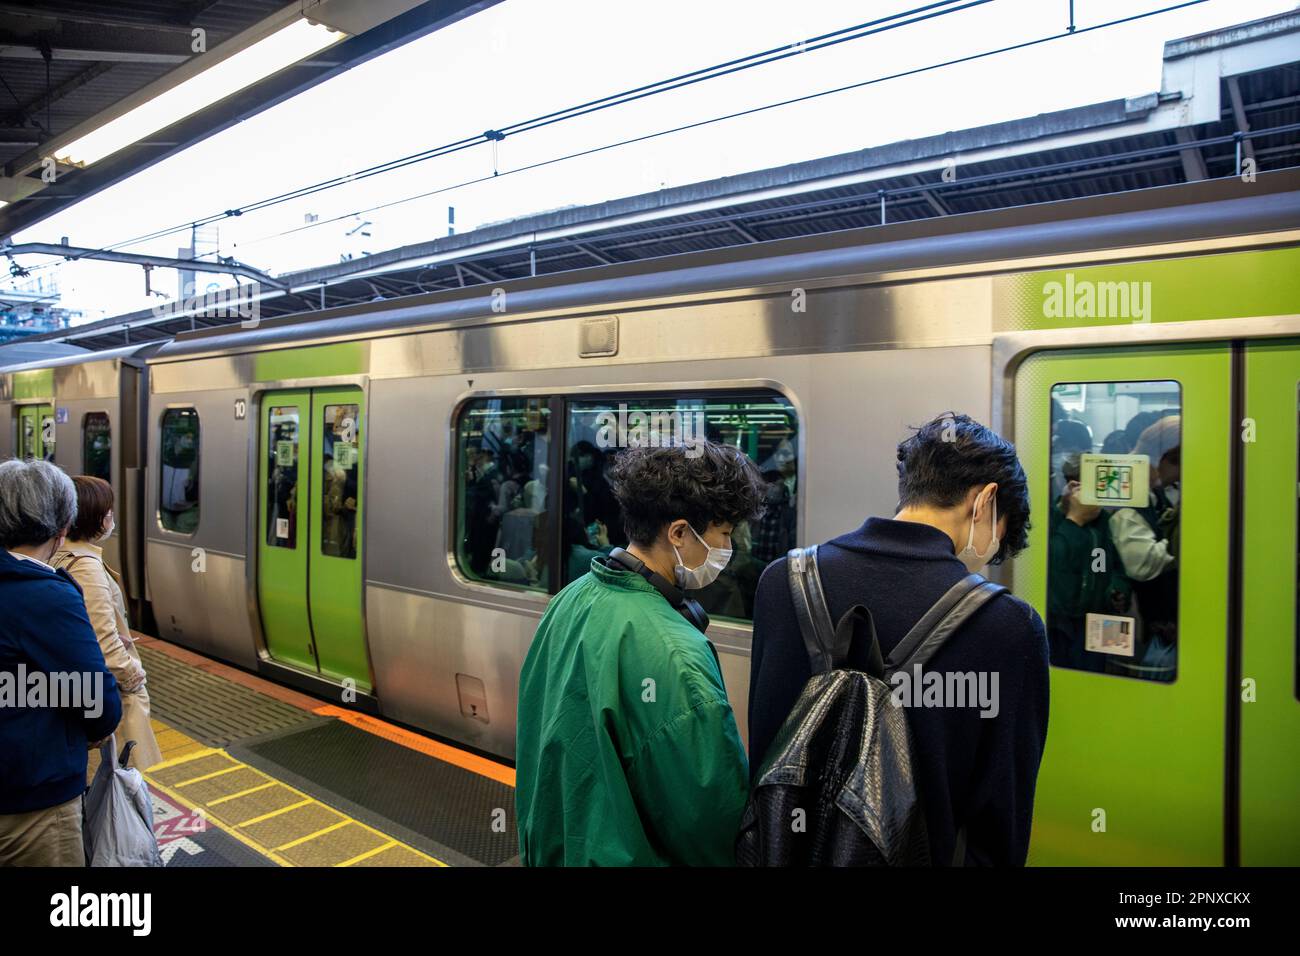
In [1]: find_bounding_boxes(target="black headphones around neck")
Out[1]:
[603,547,711,634]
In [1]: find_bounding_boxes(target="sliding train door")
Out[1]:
[1240,339,1300,865]
[257,387,370,693]
[1013,344,1232,865]
[17,403,54,460]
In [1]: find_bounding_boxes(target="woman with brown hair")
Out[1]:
[53,475,163,770]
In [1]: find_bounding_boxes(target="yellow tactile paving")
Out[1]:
[141,720,447,868]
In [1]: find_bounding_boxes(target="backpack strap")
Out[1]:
[885,573,1007,677]
[787,546,838,673]
[951,825,968,867]
[787,546,883,674]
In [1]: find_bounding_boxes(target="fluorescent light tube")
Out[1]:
[54,18,345,168]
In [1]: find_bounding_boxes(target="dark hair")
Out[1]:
[1053,418,1093,454]
[607,441,767,546]
[1100,429,1131,455]
[896,412,1030,563]
[1123,411,1162,451]
[67,475,115,542]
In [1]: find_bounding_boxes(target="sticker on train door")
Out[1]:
[275,440,294,467]
[276,517,290,540]
[1077,453,1150,507]
[1084,613,1136,656]
[333,441,356,469]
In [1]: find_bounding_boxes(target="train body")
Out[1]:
[3,172,1298,865]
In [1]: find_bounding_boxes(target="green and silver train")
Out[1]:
[3,171,1298,866]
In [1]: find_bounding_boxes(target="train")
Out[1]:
[3,171,1298,866]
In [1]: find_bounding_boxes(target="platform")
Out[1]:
[94,635,520,868]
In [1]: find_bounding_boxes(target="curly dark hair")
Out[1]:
[896,412,1030,563]
[607,441,767,546]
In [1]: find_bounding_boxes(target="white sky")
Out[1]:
[7,0,1297,321]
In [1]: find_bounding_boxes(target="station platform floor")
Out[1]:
[91,635,520,867]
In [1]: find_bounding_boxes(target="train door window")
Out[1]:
[320,403,360,559]
[159,407,200,533]
[83,412,111,481]
[562,392,799,621]
[454,397,551,593]
[1047,381,1181,682]
[19,407,35,459]
[39,406,55,462]
[266,405,300,548]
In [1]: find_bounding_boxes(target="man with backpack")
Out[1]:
[742,413,1049,866]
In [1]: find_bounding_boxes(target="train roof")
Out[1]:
[149,171,1300,364]
[0,341,160,375]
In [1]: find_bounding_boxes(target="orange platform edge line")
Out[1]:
[135,633,515,788]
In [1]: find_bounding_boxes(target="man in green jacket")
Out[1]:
[516,440,767,865]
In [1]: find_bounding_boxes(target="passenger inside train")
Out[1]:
[1046,384,1182,682]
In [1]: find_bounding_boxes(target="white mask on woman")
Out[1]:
[97,516,115,543]
[957,495,999,574]
[673,524,732,590]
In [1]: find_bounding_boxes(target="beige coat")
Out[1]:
[53,539,164,771]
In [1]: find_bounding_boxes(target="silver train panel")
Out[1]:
[366,584,537,756]
[364,346,988,759]
[145,539,258,667]
[145,387,252,558]
[145,386,255,664]
[51,394,123,573]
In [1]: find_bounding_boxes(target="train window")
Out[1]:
[19,411,35,459]
[562,392,799,622]
[83,412,111,482]
[1047,381,1181,682]
[159,408,200,534]
[454,397,552,593]
[40,409,55,463]
[321,404,360,559]
[266,406,300,549]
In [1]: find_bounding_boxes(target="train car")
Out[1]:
[0,343,158,623]
[5,171,1298,866]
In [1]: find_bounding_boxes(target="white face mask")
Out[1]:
[97,516,115,543]
[673,524,732,590]
[957,494,999,574]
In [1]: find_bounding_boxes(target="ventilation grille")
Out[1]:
[578,316,619,358]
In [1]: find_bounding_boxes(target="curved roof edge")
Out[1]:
[152,172,1300,363]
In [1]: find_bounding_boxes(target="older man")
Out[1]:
[0,458,122,866]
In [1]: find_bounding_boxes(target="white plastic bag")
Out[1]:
[83,735,163,867]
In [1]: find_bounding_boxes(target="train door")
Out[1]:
[257,387,370,692]
[1013,343,1232,865]
[1240,339,1300,865]
[18,404,54,460]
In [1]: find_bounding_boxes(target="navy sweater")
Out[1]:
[749,517,1050,865]
[0,547,122,814]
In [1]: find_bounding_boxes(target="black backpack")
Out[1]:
[735,544,1005,867]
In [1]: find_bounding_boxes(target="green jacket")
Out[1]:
[515,557,749,866]
[1047,508,1131,621]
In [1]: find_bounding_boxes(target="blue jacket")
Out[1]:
[0,547,122,814]
[749,517,1050,866]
